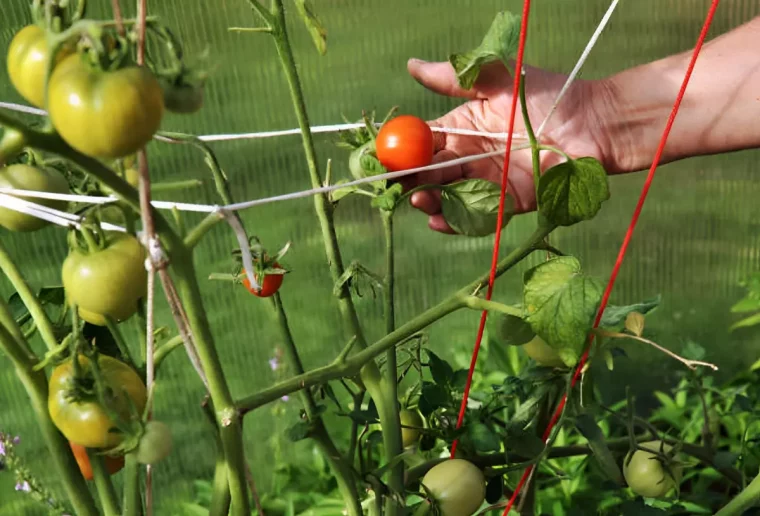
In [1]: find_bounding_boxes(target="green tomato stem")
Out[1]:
[237,224,552,413]
[150,179,203,192]
[104,316,140,370]
[714,470,760,516]
[463,297,523,317]
[209,455,232,516]
[271,292,363,516]
[184,211,224,249]
[517,69,542,202]
[0,240,60,352]
[152,334,184,373]
[88,449,121,516]
[0,322,98,515]
[122,453,141,516]
[381,210,404,512]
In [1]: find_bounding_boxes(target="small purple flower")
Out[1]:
[281,395,289,402]
[15,481,31,492]
[12,436,20,445]
[269,357,279,371]
[0,441,5,456]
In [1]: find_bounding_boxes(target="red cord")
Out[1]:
[449,0,534,459]
[501,1,721,513]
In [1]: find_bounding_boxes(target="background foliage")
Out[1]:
[1,0,758,513]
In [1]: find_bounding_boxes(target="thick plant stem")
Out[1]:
[237,225,551,412]
[209,457,231,516]
[0,323,98,516]
[171,256,250,515]
[272,293,363,516]
[265,0,397,511]
[714,471,760,516]
[381,210,403,511]
[122,453,141,516]
[88,450,121,516]
[0,240,60,352]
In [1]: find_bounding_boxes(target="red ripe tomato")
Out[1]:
[69,442,125,481]
[375,115,434,172]
[242,266,284,298]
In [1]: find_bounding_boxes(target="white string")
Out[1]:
[535,0,620,138]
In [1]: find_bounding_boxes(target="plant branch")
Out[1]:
[463,297,522,317]
[238,224,550,413]
[88,449,121,516]
[714,470,760,516]
[596,329,719,371]
[0,240,60,352]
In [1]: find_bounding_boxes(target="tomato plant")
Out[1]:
[48,354,147,449]
[420,459,486,516]
[47,54,165,159]
[0,163,70,232]
[69,442,125,481]
[6,25,72,108]
[623,440,683,499]
[136,421,173,465]
[375,115,434,172]
[61,231,148,326]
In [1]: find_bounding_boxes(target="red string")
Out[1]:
[501,0,721,513]
[449,0,534,459]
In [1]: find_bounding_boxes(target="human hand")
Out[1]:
[400,58,614,234]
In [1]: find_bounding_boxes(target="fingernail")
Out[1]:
[408,58,428,65]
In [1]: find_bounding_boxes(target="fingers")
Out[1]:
[401,148,463,190]
[407,59,482,100]
[410,189,441,215]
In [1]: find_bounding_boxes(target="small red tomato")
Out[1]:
[375,115,434,172]
[241,265,284,298]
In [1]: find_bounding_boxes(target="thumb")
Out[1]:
[407,58,485,100]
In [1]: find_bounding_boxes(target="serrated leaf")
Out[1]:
[293,0,327,55]
[329,179,358,203]
[537,157,610,226]
[286,420,312,442]
[419,382,450,416]
[523,256,604,367]
[486,312,534,347]
[600,296,661,328]
[448,11,521,89]
[467,422,502,453]
[574,413,624,485]
[625,312,645,337]
[427,350,455,387]
[439,179,514,236]
[371,182,403,212]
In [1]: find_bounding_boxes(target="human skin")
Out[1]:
[402,16,760,234]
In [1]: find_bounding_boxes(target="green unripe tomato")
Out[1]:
[421,459,486,516]
[400,409,424,448]
[0,164,70,232]
[522,335,566,368]
[623,440,682,498]
[136,421,173,465]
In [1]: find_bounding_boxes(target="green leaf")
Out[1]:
[730,311,760,332]
[426,350,455,387]
[625,312,645,337]
[448,11,521,89]
[419,382,450,416]
[523,256,604,367]
[537,157,610,226]
[293,0,327,55]
[505,424,545,458]
[600,296,661,328]
[729,295,760,314]
[329,179,358,203]
[439,179,514,237]
[371,182,403,212]
[487,312,535,347]
[467,422,501,453]
[573,413,624,486]
[286,420,313,442]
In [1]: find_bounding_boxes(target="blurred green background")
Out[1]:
[1,0,759,514]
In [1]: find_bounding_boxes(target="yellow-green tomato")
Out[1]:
[49,354,147,449]
[48,54,165,159]
[0,164,70,232]
[421,459,486,516]
[62,232,148,326]
[400,409,424,448]
[6,25,72,108]
[523,335,566,368]
[623,440,682,498]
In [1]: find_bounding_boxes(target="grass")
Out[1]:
[0,0,759,514]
